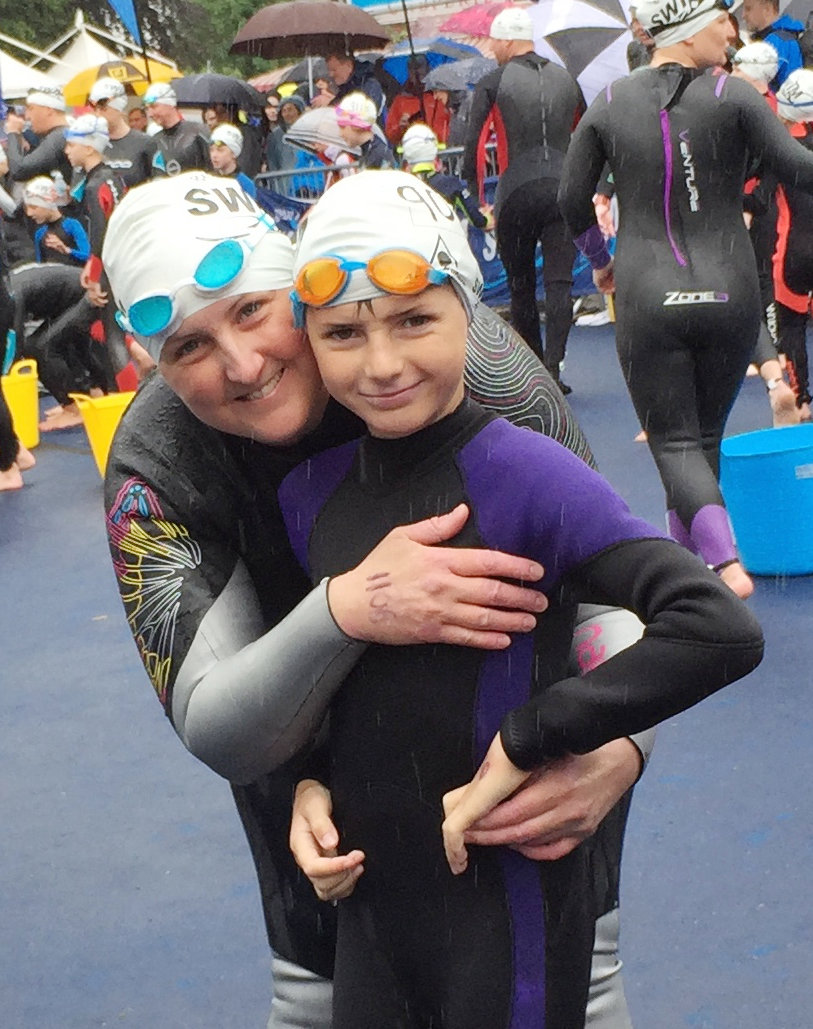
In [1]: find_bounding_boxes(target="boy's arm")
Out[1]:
[64,218,91,263]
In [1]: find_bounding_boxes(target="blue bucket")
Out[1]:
[720,424,813,576]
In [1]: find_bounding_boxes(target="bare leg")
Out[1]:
[0,463,23,491]
[718,561,754,600]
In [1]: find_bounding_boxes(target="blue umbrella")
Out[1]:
[382,38,482,84]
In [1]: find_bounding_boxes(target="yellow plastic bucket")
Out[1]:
[69,391,136,477]
[1,359,40,449]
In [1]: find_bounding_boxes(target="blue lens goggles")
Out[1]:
[125,215,273,338]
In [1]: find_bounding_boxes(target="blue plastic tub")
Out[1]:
[720,423,813,576]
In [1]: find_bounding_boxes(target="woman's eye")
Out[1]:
[238,299,263,321]
[171,338,201,361]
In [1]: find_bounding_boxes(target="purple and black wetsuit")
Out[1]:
[278,397,763,1029]
[559,65,813,570]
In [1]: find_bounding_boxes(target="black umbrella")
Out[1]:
[230,1,390,59]
[171,73,266,111]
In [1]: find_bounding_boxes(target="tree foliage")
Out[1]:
[0,0,284,77]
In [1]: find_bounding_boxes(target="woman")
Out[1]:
[559,0,813,598]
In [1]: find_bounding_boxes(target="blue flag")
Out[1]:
[107,0,142,45]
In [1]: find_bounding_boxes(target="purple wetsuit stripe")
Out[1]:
[277,439,360,575]
[715,73,727,98]
[660,109,688,267]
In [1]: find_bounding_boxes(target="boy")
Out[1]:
[209,123,257,198]
[282,171,763,1028]
[24,176,90,266]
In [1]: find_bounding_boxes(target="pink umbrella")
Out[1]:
[439,2,520,38]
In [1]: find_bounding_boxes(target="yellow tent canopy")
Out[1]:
[63,57,176,108]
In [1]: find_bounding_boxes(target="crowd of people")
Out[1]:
[0,3,809,1024]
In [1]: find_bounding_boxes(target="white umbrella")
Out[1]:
[529,0,636,105]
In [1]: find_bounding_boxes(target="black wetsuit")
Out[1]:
[153,119,212,176]
[770,124,813,408]
[415,169,486,228]
[463,53,585,380]
[6,264,103,404]
[33,217,89,266]
[5,125,73,187]
[277,398,763,1029]
[103,308,632,988]
[105,129,166,188]
[559,66,813,568]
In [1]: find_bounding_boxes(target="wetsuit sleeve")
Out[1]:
[5,129,65,180]
[737,78,813,189]
[64,218,91,263]
[105,436,366,785]
[454,182,487,228]
[500,538,764,769]
[33,226,45,264]
[462,72,498,189]
[558,100,613,268]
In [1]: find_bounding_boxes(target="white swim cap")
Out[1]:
[210,123,243,157]
[26,86,66,112]
[636,0,729,48]
[401,123,439,168]
[489,8,535,41]
[335,91,377,129]
[102,171,295,360]
[731,42,779,86]
[776,68,813,122]
[89,77,128,112]
[144,82,177,107]
[292,169,482,318]
[24,175,60,209]
[65,114,110,154]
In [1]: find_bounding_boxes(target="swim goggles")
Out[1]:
[293,249,449,308]
[124,215,273,338]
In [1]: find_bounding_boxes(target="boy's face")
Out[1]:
[25,203,54,224]
[64,141,95,168]
[209,142,237,172]
[306,283,468,439]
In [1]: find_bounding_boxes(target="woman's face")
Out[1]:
[265,98,280,123]
[203,108,218,130]
[158,290,328,444]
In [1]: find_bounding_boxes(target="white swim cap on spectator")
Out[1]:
[335,91,377,129]
[489,8,534,41]
[210,123,243,157]
[292,169,483,320]
[102,171,295,360]
[26,86,66,112]
[65,114,110,154]
[144,82,177,107]
[731,42,779,86]
[776,68,813,122]
[89,77,128,112]
[401,123,439,168]
[24,176,60,210]
[636,0,730,48]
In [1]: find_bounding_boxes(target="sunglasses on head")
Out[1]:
[293,249,449,308]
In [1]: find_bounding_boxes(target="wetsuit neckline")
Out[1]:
[358,396,493,490]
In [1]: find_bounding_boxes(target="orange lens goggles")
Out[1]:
[293,249,448,307]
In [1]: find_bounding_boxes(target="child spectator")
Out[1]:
[209,123,257,198]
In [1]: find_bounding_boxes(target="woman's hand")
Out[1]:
[289,780,364,902]
[452,738,642,861]
[442,734,530,875]
[327,504,548,651]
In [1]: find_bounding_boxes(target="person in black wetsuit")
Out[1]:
[143,83,211,176]
[287,170,763,1029]
[558,0,813,600]
[88,77,166,188]
[101,173,665,1028]
[3,86,73,191]
[0,274,35,492]
[463,7,585,392]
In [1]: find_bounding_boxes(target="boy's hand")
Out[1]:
[44,233,69,254]
[289,780,365,902]
[442,734,530,875]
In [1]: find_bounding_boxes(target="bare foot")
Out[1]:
[800,402,811,422]
[770,381,801,428]
[0,463,24,491]
[746,363,759,377]
[15,443,36,470]
[634,429,648,442]
[43,404,64,419]
[89,387,105,398]
[39,403,83,431]
[719,561,754,599]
